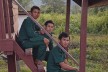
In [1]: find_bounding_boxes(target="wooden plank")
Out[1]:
[79,0,88,72]
[0,39,13,51]
[3,0,14,33]
[7,52,16,72]
[65,0,70,34]
[0,0,6,39]
[73,0,108,7]
[13,41,38,72]
[8,0,14,33]
[65,0,71,58]
[3,0,8,34]
[3,0,12,39]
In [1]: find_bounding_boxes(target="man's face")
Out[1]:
[59,37,70,48]
[45,23,54,33]
[31,9,40,19]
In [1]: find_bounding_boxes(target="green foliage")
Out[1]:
[38,13,81,34]
[68,35,108,72]
[40,0,66,13]
[70,14,81,34]
[0,59,8,72]
[86,60,107,72]
[18,0,34,10]
[38,11,108,35]
[88,10,108,34]
[21,67,31,72]
[71,4,81,14]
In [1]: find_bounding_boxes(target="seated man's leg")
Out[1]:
[22,41,38,55]
[37,44,46,60]
[36,43,46,72]
[32,47,38,60]
[23,40,46,53]
[22,41,35,48]
[44,51,50,61]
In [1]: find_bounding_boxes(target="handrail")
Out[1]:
[14,0,79,66]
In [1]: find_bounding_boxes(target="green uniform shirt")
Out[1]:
[18,17,44,48]
[47,46,66,72]
[18,17,44,43]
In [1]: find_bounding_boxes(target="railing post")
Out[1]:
[7,52,16,72]
[3,0,17,72]
[3,0,12,39]
[0,0,6,39]
[79,0,88,72]
[65,0,71,34]
[65,0,71,56]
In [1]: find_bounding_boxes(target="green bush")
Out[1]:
[37,12,108,35]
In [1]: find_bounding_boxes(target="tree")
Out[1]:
[71,4,81,14]
[40,0,66,13]
[18,0,34,11]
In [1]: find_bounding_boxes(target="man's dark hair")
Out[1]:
[44,20,54,26]
[31,6,40,13]
[58,32,70,40]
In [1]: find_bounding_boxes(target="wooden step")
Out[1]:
[13,41,38,72]
[0,39,38,72]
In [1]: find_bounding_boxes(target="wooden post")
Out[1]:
[3,0,17,72]
[7,53,16,72]
[79,0,88,72]
[0,0,6,39]
[3,0,12,39]
[65,0,71,52]
[65,0,71,34]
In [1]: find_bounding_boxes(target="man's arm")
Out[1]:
[24,18,44,41]
[59,61,78,71]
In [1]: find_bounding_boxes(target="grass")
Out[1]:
[0,59,31,72]
[68,34,108,72]
[0,59,8,72]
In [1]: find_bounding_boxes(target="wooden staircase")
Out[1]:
[0,0,38,72]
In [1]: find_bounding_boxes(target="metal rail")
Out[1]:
[14,0,79,66]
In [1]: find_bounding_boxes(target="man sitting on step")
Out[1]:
[32,20,54,72]
[47,32,78,72]
[18,6,49,72]
[18,6,49,54]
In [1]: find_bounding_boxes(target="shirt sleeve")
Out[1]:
[24,18,44,42]
[52,48,64,64]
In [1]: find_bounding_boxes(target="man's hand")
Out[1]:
[60,62,79,71]
[44,38,49,45]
